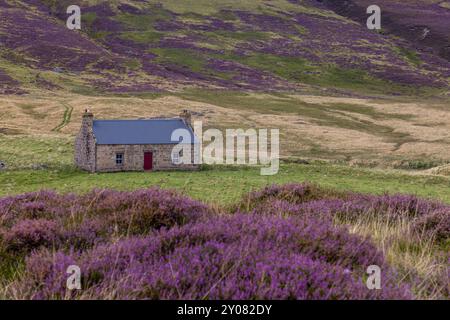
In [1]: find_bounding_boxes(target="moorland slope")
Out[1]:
[0,0,449,95]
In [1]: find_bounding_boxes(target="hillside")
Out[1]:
[321,0,450,61]
[1,0,449,95]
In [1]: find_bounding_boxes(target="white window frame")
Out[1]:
[115,153,124,165]
[171,150,182,165]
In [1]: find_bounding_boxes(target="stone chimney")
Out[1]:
[82,109,94,129]
[75,109,96,173]
[180,109,192,128]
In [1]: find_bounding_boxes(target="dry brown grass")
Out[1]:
[1,92,449,166]
[342,214,449,299]
[427,164,450,176]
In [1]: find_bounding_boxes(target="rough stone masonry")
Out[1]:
[74,110,198,173]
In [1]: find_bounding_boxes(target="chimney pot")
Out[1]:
[82,109,94,128]
[180,109,192,127]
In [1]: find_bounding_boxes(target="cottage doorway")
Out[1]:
[144,152,153,171]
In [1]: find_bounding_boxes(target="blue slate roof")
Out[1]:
[92,119,196,145]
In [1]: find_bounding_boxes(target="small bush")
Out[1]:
[236,183,342,212]
[413,209,450,245]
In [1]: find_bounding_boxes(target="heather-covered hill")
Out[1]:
[320,0,450,61]
[1,0,449,95]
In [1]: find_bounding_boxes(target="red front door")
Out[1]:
[144,152,153,171]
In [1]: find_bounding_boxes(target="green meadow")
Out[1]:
[1,163,450,206]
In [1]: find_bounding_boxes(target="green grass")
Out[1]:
[115,10,172,31]
[1,163,449,206]
[0,134,73,170]
[151,48,206,72]
[123,58,142,71]
[210,30,271,41]
[51,103,73,132]
[119,31,163,44]
[17,104,46,120]
[82,12,97,26]
[394,46,422,67]
[151,0,301,15]
[147,0,338,18]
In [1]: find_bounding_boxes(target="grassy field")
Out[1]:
[2,163,450,206]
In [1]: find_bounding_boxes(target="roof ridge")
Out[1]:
[91,117,196,145]
[93,118,182,121]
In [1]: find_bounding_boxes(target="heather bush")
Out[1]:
[1,219,61,253]
[2,185,448,299]
[61,218,113,250]
[14,214,411,300]
[0,190,62,226]
[236,183,342,212]
[237,185,448,298]
[240,183,445,218]
[0,188,211,251]
[82,188,210,235]
[328,194,449,245]
[336,194,446,220]
[412,209,450,245]
[239,184,449,244]
[246,198,343,223]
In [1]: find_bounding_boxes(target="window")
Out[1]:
[171,150,183,165]
[116,153,124,165]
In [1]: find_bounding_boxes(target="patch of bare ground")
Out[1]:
[426,164,450,176]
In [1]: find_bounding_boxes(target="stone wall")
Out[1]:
[74,113,96,172]
[95,144,198,172]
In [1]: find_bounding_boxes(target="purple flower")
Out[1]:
[2,219,61,253]
[15,214,411,300]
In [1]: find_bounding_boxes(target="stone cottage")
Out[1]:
[74,110,198,173]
